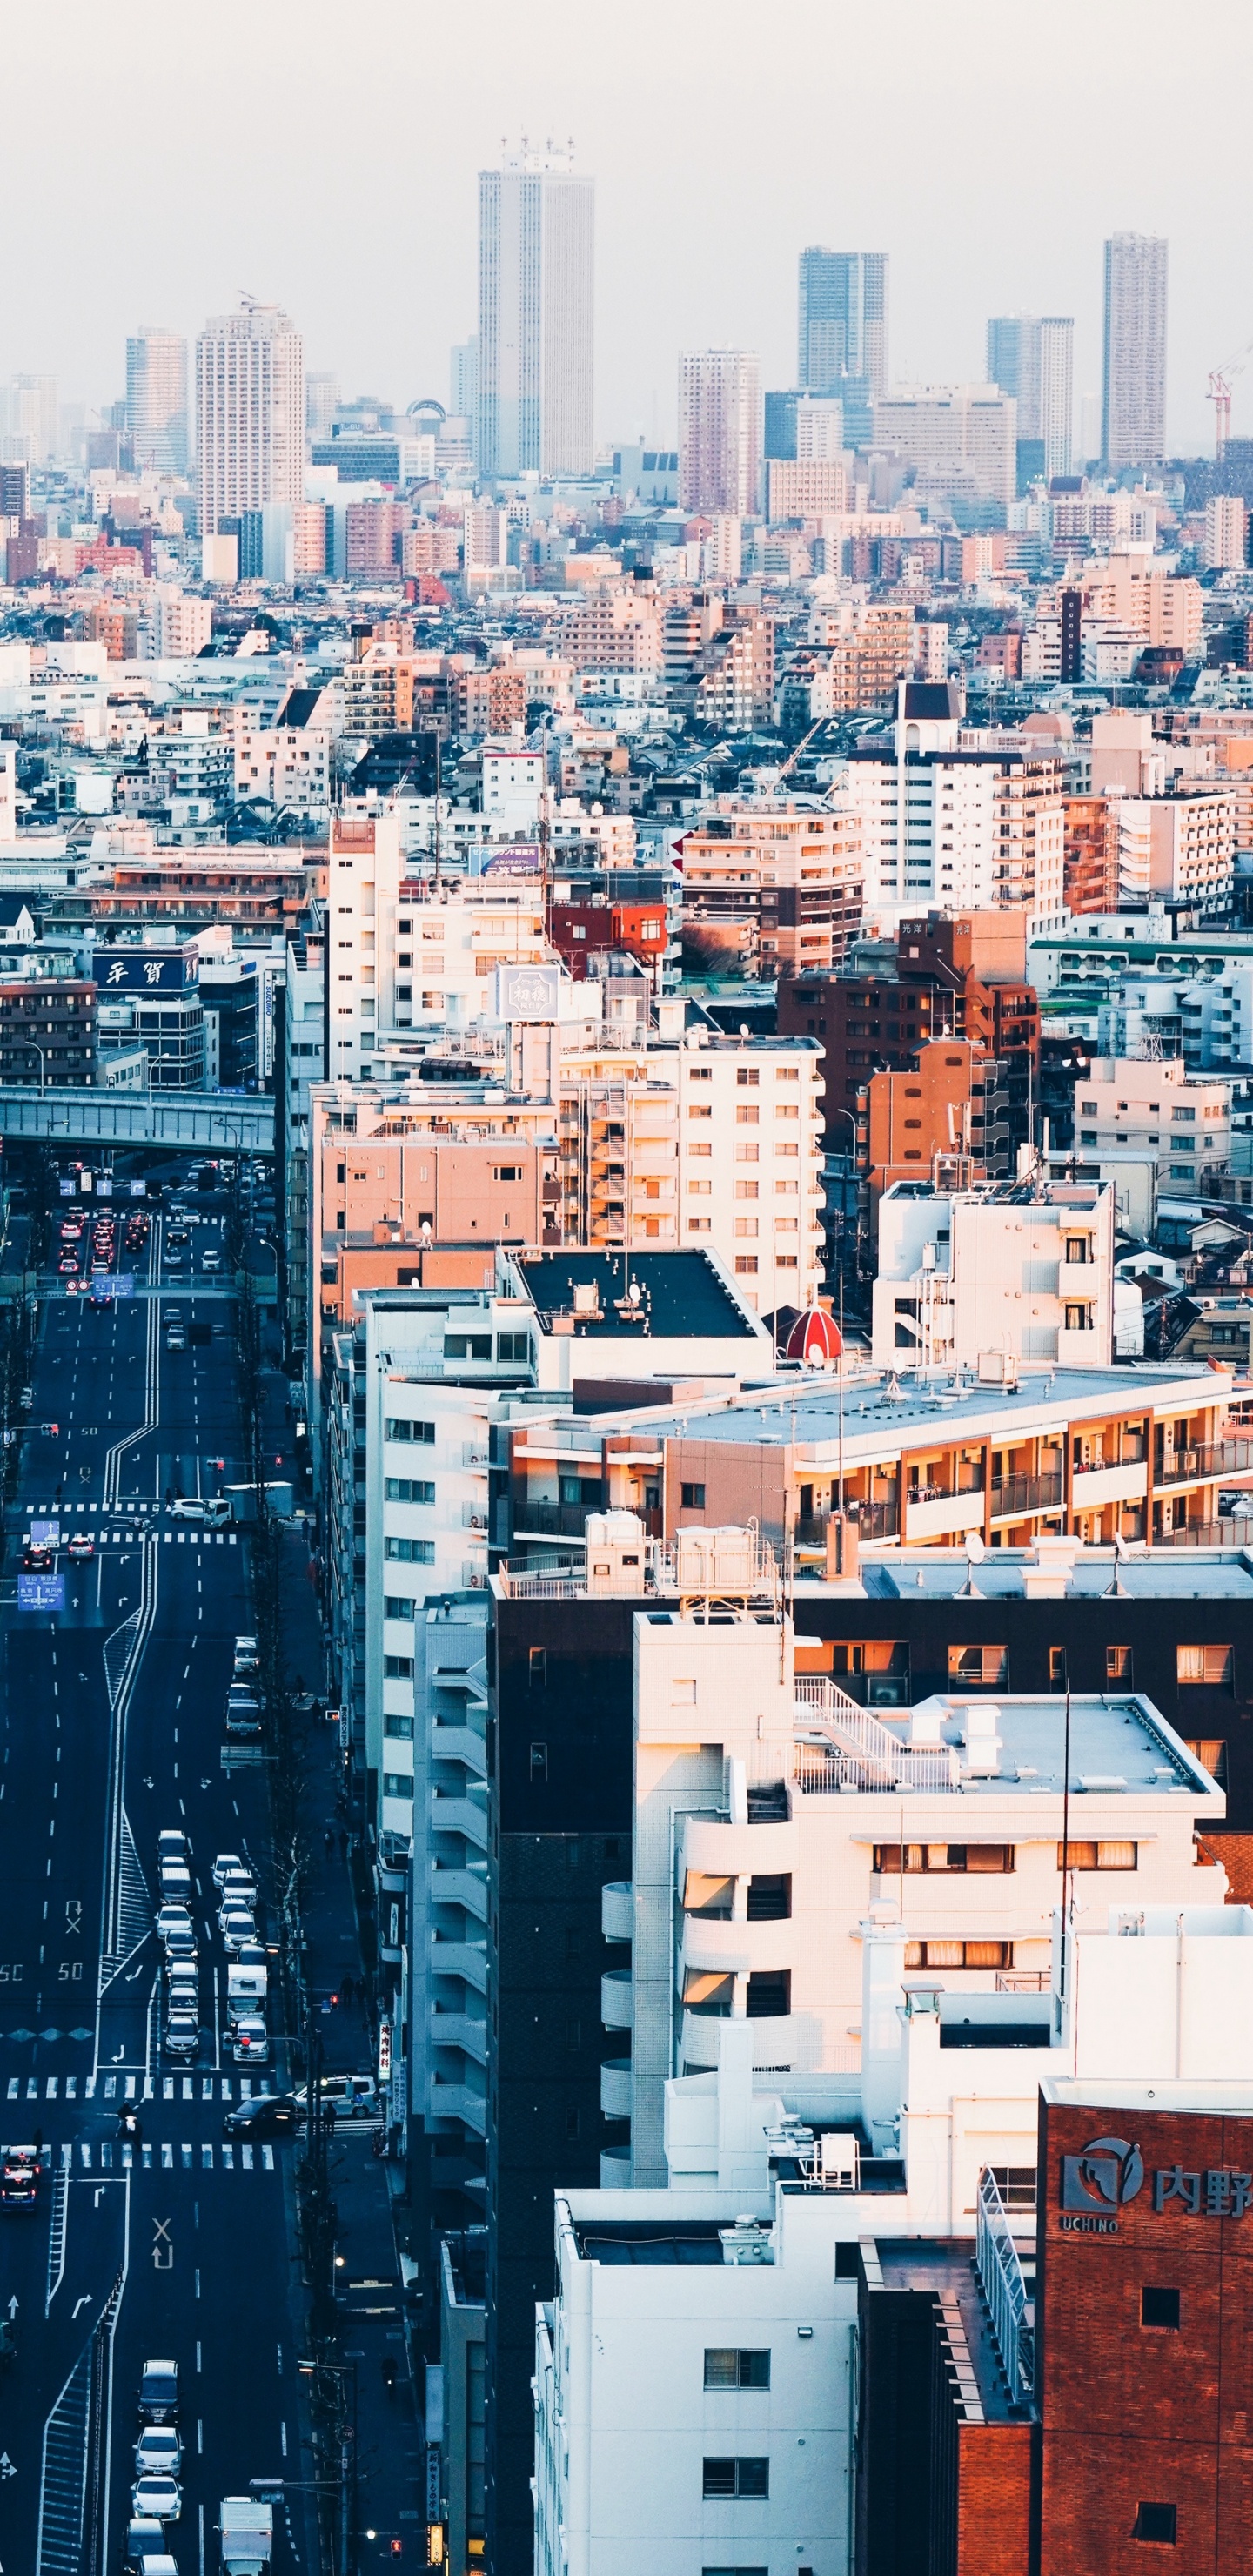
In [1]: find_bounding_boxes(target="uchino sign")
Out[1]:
[1060,2134,1253,2233]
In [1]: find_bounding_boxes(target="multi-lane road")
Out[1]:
[0,1182,315,2574]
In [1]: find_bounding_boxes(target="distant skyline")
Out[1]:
[3,0,1252,457]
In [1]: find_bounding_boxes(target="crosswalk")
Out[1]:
[19,1502,239,1548]
[6,2072,268,2103]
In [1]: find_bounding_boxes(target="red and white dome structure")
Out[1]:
[785,1307,843,1367]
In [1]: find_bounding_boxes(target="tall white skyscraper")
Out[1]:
[305,372,339,443]
[1102,233,1168,467]
[126,328,189,475]
[195,297,304,536]
[986,313,1073,477]
[476,145,594,480]
[0,375,58,465]
[678,350,761,518]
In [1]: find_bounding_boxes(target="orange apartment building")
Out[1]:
[860,1036,1010,1215]
[679,801,863,977]
[1063,795,1121,914]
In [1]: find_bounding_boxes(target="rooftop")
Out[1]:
[794,1685,1219,1801]
[644,1360,1226,1449]
[861,1548,1253,1601]
[513,1249,762,1343]
[870,2240,1022,2425]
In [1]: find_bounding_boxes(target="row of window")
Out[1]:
[873,1841,1139,1874]
[385,1479,435,1505]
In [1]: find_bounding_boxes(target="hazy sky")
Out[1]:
[4,0,1252,456]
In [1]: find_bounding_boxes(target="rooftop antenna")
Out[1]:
[1104,1529,1130,1598]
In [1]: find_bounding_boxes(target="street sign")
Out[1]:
[18,1574,64,1612]
[30,1520,59,1547]
[379,2017,392,2084]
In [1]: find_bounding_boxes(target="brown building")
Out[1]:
[860,1036,1009,1213]
[451,662,528,736]
[0,977,97,1086]
[778,908,1038,1151]
[679,802,863,978]
[1064,795,1121,914]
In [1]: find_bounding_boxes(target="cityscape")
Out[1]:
[6,10,1253,2573]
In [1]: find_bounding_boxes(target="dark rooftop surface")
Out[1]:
[515,1250,760,1343]
[874,2238,1026,2422]
[575,2220,727,2265]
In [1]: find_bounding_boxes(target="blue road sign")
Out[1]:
[18,1573,64,1612]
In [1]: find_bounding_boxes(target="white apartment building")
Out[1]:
[1073,1056,1231,1193]
[872,1174,1116,1372]
[195,297,304,535]
[143,588,212,661]
[574,1599,1226,2191]
[1116,787,1236,909]
[1205,493,1248,571]
[281,920,326,1363]
[678,350,762,519]
[476,147,594,480]
[871,385,1016,506]
[844,689,1066,927]
[535,1902,1253,2576]
[233,705,332,816]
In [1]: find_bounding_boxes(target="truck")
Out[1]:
[220,2494,272,2573]
[226,1962,267,2022]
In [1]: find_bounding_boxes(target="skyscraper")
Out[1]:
[0,375,58,465]
[678,350,761,517]
[797,248,888,447]
[476,146,593,480]
[305,372,339,443]
[195,298,304,539]
[1102,232,1168,467]
[126,328,189,475]
[986,313,1073,477]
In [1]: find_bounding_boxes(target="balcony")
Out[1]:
[426,2077,487,2137]
[428,1936,488,1995]
[1070,1458,1149,1510]
[794,1499,900,1546]
[429,2009,488,2066]
[429,1862,488,1922]
[601,1969,633,2030]
[431,1793,489,1851]
[600,2062,632,2119]
[600,2143,631,2187]
[511,1499,598,1540]
[989,1472,1064,1519]
[601,1881,633,1942]
[1157,1438,1250,1488]
[903,1484,988,1542]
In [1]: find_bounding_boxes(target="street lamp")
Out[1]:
[12,1039,45,1094]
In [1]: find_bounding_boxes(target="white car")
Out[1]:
[293,2074,381,2123]
[131,2472,181,2524]
[169,1494,231,1526]
[221,1910,258,1955]
[201,1249,222,1271]
[135,2425,183,2479]
[156,1904,191,1940]
[212,1852,245,1889]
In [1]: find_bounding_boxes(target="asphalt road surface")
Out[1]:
[0,1194,315,2575]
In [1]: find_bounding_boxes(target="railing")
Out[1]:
[794,1500,900,1546]
[1156,1438,1253,1488]
[794,1676,959,1793]
[996,1969,1049,1993]
[511,1499,598,1539]
[906,1474,985,1504]
[1157,1517,1251,1550]
[989,1472,1063,1518]
[975,2165,1034,2403]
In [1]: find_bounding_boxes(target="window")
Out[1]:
[530,1742,548,1781]
[385,1478,435,1505]
[735,1104,760,1124]
[385,1537,435,1564]
[384,1654,413,1680]
[736,1065,760,1086]
[1059,1841,1138,1871]
[1063,1303,1092,1332]
[385,1418,434,1445]
[702,2459,769,2500]
[384,1596,415,1620]
[680,1482,706,1509]
[382,1774,412,1801]
[1185,1738,1228,1786]
[1132,2503,1176,2544]
[384,1713,413,1739]
[498,1332,531,1363]
[704,2350,771,2391]
[874,1845,1013,1875]
[445,1334,492,1360]
[905,1940,1012,1970]
[528,1647,546,1688]
[1107,1645,1133,1681]
[1177,1644,1233,1687]
[689,1063,713,1080]
[734,1255,759,1275]
[747,1874,791,1919]
[734,1218,759,1238]
[985,2165,1036,2211]
[1142,2286,1180,2330]
[1049,1647,1067,1688]
[735,1179,759,1200]
[948,1644,1008,1686]
[689,1103,713,1119]
[1064,1236,1089,1264]
[1171,1104,1196,1122]
[745,1970,790,2018]
[495,1164,521,1181]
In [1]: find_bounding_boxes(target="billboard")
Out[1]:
[493,964,560,1023]
[18,1573,64,1611]
[93,950,196,993]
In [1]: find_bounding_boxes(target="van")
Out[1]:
[227,1962,267,2023]
[224,1689,261,1741]
[169,1495,231,1526]
[138,2358,179,2423]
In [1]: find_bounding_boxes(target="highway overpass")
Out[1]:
[0,1085,276,1155]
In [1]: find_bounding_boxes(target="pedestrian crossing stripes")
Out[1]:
[69,2140,275,2172]
[6,2072,270,2102]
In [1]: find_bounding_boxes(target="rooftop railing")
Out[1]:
[975,2164,1034,2404]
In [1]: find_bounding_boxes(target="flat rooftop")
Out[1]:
[644,1360,1226,1448]
[830,1694,1218,1799]
[861,1549,1253,1600]
[572,2220,730,2265]
[515,1249,761,1342]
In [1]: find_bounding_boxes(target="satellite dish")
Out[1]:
[965,1531,986,1563]
[627,1279,641,1305]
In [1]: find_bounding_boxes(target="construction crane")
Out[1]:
[1208,336,1253,457]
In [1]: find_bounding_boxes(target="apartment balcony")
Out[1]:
[430,1723,488,1776]
[429,2009,488,2066]
[428,1935,488,1995]
[431,1793,489,1851]
[513,1499,598,1540]
[601,1880,633,1942]
[1070,1459,1149,1510]
[680,1915,794,1979]
[600,2062,632,2119]
[680,1815,796,1885]
[989,1472,1064,1519]
[600,2143,631,2187]
[426,2077,487,2137]
[601,1969,633,2030]
[429,1862,488,1922]
[1157,1437,1251,1488]
[903,1484,988,1542]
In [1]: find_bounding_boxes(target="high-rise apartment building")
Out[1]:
[796,247,887,447]
[476,146,594,480]
[450,336,479,421]
[125,328,189,476]
[305,371,339,442]
[1102,231,1168,466]
[0,375,58,465]
[986,312,1073,477]
[195,297,304,540]
[677,349,761,517]
[872,384,1016,505]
